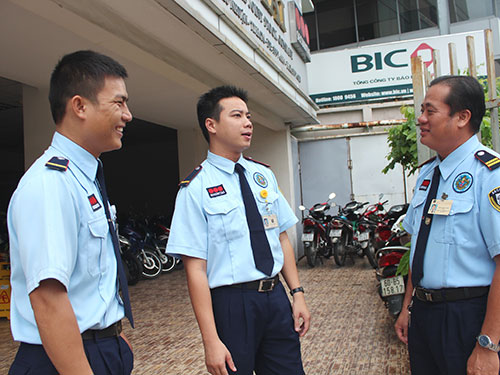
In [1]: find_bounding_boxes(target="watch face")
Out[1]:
[478,335,491,347]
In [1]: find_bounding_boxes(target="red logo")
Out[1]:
[207,185,226,198]
[411,43,434,68]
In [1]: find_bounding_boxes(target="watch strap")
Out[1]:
[290,286,304,296]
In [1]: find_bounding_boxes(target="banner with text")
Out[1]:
[307,30,487,106]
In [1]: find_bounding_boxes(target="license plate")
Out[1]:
[381,275,405,297]
[358,231,369,242]
[330,229,342,238]
[302,232,314,242]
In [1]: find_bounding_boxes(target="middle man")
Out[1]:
[167,85,310,375]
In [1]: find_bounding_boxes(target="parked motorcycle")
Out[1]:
[118,234,144,285]
[373,202,409,249]
[120,222,163,279]
[331,201,378,268]
[375,215,410,317]
[299,193,336,267]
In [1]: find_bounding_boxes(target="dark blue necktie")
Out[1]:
[411,166,440,287]
[234,163,274,276]
[96,161,134,328]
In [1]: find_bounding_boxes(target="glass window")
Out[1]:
[399,0,420,33]
[417,0,438,28]
[315,0,357,49]
[398,0,437,33]
[449,0,494,23]
[357,0,399,41]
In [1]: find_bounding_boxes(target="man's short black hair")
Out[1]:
[49,50,128,124]
[429,75,485,133]
[197,85,248,142]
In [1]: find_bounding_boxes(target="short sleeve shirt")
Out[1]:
[8,132,124,344]
[403,136,500,289]
[166,151,298,288]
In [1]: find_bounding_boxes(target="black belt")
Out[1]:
[81,321,122,340]
[225,275,280,292]
[415,286,489,303]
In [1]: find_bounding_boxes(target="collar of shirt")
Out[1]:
[438,135,479,181]
[51,131,99,182]
[206,151,247,174]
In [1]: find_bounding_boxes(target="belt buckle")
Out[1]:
[425,292,433,302]
[258,279,275,292]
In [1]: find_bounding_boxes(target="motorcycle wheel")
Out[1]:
[123,254,142,285]
[364,235,378,269]
[305,237,319,268]
[158,248,176,273]
[140,248,162,279]
[333,230,348,266]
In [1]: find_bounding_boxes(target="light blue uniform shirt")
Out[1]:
[167,151,298,289]
[403,136,500,289]
[8,132,124,344]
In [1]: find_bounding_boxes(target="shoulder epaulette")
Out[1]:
[179,165,202,187]
[418,156,436,169]
[475,150,500,170]
[244,156,270,168]
[45,156,69,172]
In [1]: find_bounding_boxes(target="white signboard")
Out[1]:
[308,31,487,106]
[202,0,311,91]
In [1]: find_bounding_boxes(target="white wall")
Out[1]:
[350,134,417,206]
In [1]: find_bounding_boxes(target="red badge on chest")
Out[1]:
[88,194,102,211]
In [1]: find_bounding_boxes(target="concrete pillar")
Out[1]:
[437,0,450,35]
[22,85,54,170]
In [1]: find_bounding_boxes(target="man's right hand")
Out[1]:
[204,338,236,375]
[395,308,409,344]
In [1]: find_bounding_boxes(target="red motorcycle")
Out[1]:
[299,193,336,267]
[375,215,410,317]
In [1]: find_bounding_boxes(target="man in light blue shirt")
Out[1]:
[167,85,310,375]
[395,75,500,375]
[8,50,134,375]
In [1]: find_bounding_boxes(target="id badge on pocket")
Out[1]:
[263,214,279,229]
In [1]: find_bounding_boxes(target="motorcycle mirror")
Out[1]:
[299,205,306,211]
[379,193,384,200]
[328,192,336,200]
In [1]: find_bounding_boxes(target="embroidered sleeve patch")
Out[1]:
[488,187,500,212]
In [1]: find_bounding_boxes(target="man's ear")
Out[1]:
[456,109,472,130]
[69,95,87,120]
[205,118,216,136]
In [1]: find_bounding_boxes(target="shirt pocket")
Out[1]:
[205,198,247,243]
[437,197,474,244]
[88,215,109,277]
[255,190,279,222]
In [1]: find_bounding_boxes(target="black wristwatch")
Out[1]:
[477,334,500,352]
[290,286,304,296]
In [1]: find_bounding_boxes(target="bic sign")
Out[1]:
[351,49,408,73]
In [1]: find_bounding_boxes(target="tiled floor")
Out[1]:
[0,257,410,374]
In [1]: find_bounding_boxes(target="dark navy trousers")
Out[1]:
[9,336,133,375]
[408,294,500,375]
[211,282,304,375]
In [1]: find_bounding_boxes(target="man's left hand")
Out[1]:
[292,293,310,337]
[467,345,499,375]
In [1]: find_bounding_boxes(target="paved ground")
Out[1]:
[0,256,410,374]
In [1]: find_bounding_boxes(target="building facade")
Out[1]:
[0,0,319,251]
